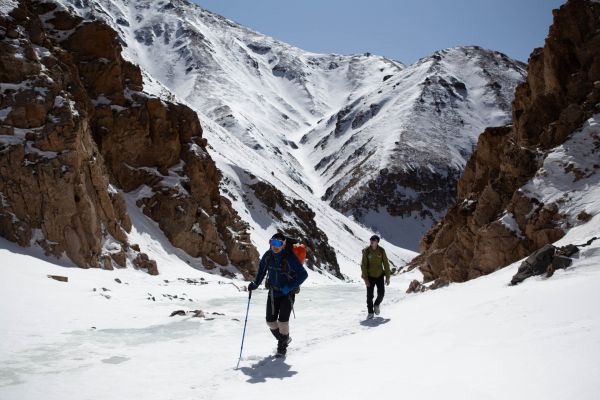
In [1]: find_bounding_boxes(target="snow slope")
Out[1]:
[52,0,525,253]
[1,210,598,399]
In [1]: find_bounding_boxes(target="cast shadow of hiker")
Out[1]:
[360,317,391,327]
[239,356,298,383]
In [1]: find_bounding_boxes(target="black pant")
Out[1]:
[266,291,295,322]
[366,275,385,313]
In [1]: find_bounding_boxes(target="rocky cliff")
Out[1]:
[0,0,258,277]
[411,0,600,283]
[248,178,342,278]
[47,0,527,255]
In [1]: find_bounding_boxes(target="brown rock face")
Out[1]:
[412,0,600,283]
[0,1,258,277]
[329,166,460,229]
[0,1,132,269]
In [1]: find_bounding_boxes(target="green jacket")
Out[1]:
[361,246,391,279]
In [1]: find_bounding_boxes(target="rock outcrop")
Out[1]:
[0,1,258,277]
[248,178,342,278]
[411,0,600,283]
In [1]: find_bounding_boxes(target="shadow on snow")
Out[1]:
[238,355,298,383]
[360,317,391,327]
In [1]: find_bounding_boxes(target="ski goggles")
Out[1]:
[269,239,284,247]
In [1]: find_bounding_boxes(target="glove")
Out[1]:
[248,282,258,291]
[280,285,291,295]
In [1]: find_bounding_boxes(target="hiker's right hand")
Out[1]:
[248,282,258,291]
[363,278,370,287]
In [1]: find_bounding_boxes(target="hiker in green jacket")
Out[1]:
[361,235,391,319]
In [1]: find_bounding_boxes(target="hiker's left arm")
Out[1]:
[383,250,391,280]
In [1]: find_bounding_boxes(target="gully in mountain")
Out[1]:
[248,233,308,357]
[361,235,391,319]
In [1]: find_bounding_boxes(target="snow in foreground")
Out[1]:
[1,209,599,400]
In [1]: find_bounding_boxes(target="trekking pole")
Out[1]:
[236,290,252,369]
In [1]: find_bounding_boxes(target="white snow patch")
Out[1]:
[0,107,12,121]
[499,211,525,239]
[522,114,600,226]
[33,45,52,60]
[191,223,203,235]
[92,95,111,106]
[110,104,127,112]
[0,0,18,15]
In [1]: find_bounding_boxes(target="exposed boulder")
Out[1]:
[169,310,186,317]
[47,275,68,282]
[406,279,427,294]
[510,244,557,285]
[509,242,588,285]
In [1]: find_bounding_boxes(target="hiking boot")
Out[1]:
[277,335,291,356]
[374,305,380,315]
[367,313,374,319]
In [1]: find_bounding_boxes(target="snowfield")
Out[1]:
[1,208,598,400]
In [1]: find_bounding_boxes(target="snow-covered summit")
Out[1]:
[310,46,526,249]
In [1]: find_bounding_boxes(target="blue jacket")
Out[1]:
[252,248,308,298]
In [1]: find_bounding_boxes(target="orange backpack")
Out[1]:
[291,243,307,264]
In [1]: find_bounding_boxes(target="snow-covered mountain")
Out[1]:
[2,1,600,398]
[306,47,526,249]
[52,0,526,252]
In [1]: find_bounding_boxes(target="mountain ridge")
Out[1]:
[52,0,526,254]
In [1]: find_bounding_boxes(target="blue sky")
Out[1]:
[193,0,565,64]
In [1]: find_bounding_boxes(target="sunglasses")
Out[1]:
[270,239,284,247]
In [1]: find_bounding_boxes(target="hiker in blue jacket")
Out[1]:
[248,232,308,356]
